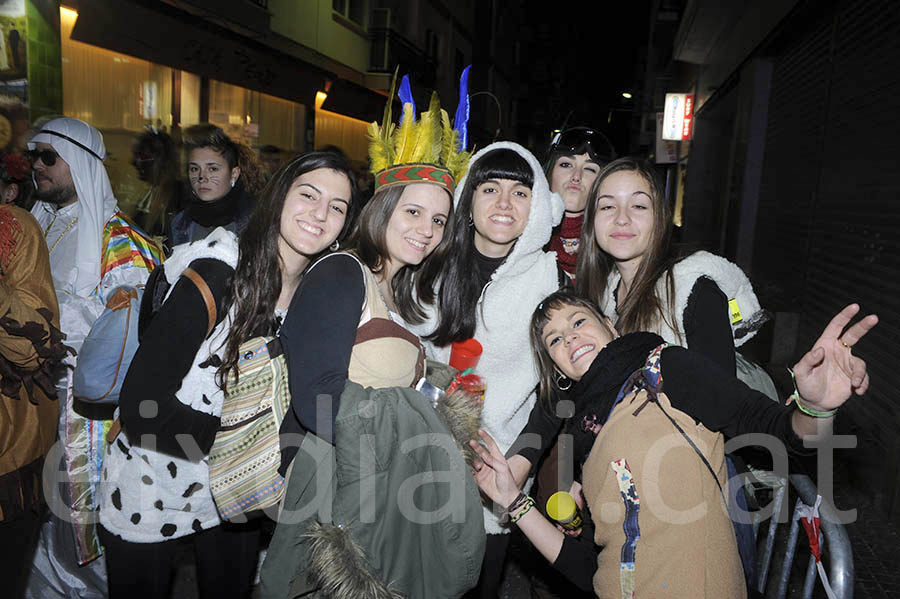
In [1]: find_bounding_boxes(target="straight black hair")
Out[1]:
[426,148,535,347]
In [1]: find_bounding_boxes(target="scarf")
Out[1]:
[187,181,245,228]
[566,331,663,470]
[547,212,584,276]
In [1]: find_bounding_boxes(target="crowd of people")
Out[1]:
[0,80,878,599]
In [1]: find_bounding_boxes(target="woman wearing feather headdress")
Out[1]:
[275,83,470,457]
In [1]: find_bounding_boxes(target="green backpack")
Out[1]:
[208,336,291,520]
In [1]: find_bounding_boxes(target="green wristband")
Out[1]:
[787,368,837,418]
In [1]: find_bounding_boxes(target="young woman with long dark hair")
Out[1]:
[410,141,565,597]
[100,151,357,599]
[576,157,773,382]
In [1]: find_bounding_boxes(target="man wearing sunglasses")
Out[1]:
[25,117,162,598]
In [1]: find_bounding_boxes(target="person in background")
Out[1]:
[0,151,33,210]
[132,128,187,245]
[170,124,265,246]
[545,127,616,280]
[259,144,284,180]
[0,204,70,598]
[26,116,162,599]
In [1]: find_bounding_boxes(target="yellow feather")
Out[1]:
[367,121,390,174]
[409,108,432,163]
[425,92,443,164]
[394,103,416,163]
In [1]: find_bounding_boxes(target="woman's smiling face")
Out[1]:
[542,303,615,381]
[471,177,532,258]
[592,169,655,269]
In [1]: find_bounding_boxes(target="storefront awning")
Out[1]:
[320,79,400,124]
[70,0,333,107]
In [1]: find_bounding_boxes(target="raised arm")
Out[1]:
[790,303,877,436]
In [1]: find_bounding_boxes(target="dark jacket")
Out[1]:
[169,182,256,248]
[260,380,486,599]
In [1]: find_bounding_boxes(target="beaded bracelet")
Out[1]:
[787,367,837,418]
[510,496,535,524]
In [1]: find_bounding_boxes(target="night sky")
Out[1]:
[517,0,653,153]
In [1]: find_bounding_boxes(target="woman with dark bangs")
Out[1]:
[410,142,565,597]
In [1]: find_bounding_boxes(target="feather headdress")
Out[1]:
[368,69,472,194]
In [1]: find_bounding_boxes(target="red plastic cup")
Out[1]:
[449,338,483,371]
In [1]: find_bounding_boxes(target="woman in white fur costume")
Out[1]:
[409,142,565,597]
[576,157,771,379]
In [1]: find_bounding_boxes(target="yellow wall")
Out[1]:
[267,0,369,73]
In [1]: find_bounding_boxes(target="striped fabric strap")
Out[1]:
[611,458,640,599]
[375,163,456,194]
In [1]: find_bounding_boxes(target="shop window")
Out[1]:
[60,7,177,216]
[208,79,305,154]
[61,7,173,132]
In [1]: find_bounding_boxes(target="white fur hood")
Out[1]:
[453,141,565,276]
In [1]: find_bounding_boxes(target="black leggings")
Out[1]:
[465,533,511,598]
[100,521,260,599]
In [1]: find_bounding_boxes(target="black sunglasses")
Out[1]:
[27,149,60,167]
[549,128,616,161]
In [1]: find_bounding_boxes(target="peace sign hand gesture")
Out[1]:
[793,303,878,414]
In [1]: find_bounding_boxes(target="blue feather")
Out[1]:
[453,65,472,151]
[398,75,416,120]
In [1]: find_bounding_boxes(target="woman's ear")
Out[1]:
[230,166,241,186]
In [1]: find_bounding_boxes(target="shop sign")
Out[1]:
[662,93,694,141]
[655,113,679,164]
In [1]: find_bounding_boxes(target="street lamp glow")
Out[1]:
[622,92,633,99]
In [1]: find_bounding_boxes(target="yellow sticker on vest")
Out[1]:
[728,298,742,324]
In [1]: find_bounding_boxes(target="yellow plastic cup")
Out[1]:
[546,491,583,531]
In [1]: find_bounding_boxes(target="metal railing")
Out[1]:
[752,472,853,598]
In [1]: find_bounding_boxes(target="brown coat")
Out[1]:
[582,387,745,598]
[0,205,66,521]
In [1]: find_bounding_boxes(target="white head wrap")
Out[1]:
[29,117,118,296]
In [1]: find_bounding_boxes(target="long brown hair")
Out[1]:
[346,182,453,324]
[574,157,680,339]
[218,151,358,387]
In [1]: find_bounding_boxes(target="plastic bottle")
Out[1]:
[546,491,583,532]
